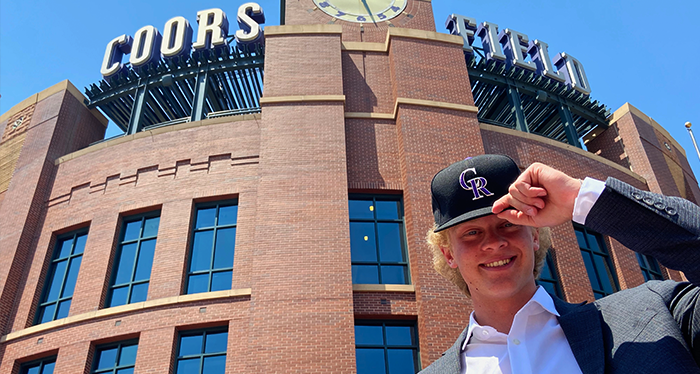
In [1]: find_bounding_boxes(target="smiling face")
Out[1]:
[440,214,539,304]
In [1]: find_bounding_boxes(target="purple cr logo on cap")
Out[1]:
[459,168,494,200]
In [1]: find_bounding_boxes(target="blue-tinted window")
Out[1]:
[107,213,160,307]
[637,253,664,281]
[176,329,228,374]
[20,357,56,374]
[186,201,237,294]
[349,196,409,285]
[36,230,88,325]
[92,340,138,374]
[536,252,563,298]
[574,224,619,299]
[355,321,419,374]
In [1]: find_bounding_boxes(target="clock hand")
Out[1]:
[360,0,377,24]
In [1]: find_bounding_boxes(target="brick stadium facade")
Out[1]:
[1,1,699,373]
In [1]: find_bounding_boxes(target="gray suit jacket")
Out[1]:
[420,178,700,374]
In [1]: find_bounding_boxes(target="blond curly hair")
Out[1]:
[426,224,551,297]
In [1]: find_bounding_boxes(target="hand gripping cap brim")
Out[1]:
[431,154,520,232]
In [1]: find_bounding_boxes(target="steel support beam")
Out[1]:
[127,82,148,135]
[558,103,581,148]
[191,68,209,122]
[506,84,529,133]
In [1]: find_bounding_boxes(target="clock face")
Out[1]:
[313,0,407,23]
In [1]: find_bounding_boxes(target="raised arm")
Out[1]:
[492,162,700,283]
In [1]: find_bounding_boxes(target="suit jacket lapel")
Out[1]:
[440,327,468,373]
[554,298,605,374]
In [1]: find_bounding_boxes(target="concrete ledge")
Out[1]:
[345,98,477,120]
[56,113,262,165]
[387,28,463,46]
[344,112,394,120]
[353,284,415,293]
[396,97,477,113]
[264,24,343,36]
[341,42,385,52]
[341,28,463,53]
[609,102,686,157]
[0,288,252,344]
[260,95,346,104]
[480,123,647,184]
[1,80,108,126]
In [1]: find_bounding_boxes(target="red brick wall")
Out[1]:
[608,111,700,204]
[353,292,418,316]
[250,28,356,373]
[1,298,250,374]
[345,119,403,190]
[8,118,262,335]
[0,90,105,340]
[343,52,394,114]
[586,123,631,169]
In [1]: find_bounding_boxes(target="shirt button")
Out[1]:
[482,330,489,337]
[512,339,521,345]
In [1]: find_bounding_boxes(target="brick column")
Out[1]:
[69,210,120,315]
[147,200,192,299]
[0,82,106,335]
[387,30,485,366]
[133,327,176,374]
[54,341,91,374]
[247,25,356,373]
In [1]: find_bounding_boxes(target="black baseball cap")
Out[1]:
[431,154,520,232]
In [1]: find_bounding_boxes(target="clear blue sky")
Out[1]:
[2,0,699,180]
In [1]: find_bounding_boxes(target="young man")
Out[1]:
[420,154,700,374]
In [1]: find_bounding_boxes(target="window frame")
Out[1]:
[35,229,88,325]
[19,356,57,374]
[90,339,139,374]
[354,320,421,374]
[574,224,620,299]
[536,252,563,298]
[175,327,229,374]
[636,253,665,281]
[185,200,238,294]
[106,211,161,307]
[348,194,411,285]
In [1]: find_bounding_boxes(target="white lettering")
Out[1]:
[130,25,161,67]
[527,40,566,83]
[446,14,477,54]
[235,3,264,44]
[101,35,132,77]
[193,8,229,50]
[162,16,193,58]
[500,29,536,71]
[477,22,505,61]
[554,53,591,95]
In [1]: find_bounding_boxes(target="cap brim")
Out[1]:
[434,206,495,232]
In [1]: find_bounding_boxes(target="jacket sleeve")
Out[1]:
[583,177,700,285]
[584,178,700,364]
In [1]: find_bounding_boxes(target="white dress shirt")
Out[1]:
[462,287,583,374]
[460,177,606,374]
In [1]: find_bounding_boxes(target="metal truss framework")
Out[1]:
[466,47,610,148]
[84,45,265,137]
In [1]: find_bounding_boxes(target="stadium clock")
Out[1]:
[312,0,407,23]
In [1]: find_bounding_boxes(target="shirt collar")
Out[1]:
[461,286,559,351]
